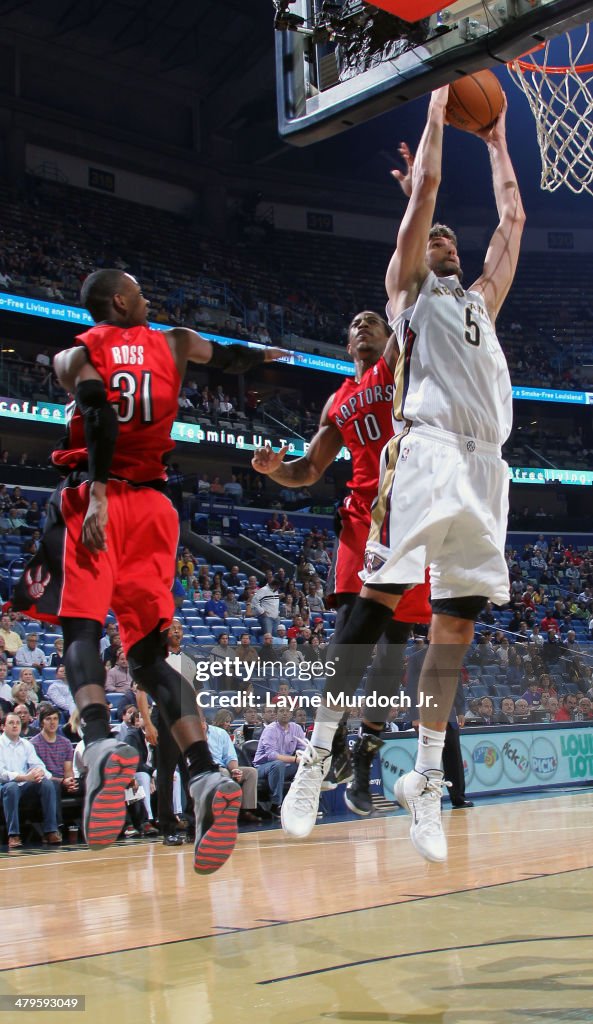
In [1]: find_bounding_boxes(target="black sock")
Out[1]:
[185,741,216,780]
[80,703,111,745]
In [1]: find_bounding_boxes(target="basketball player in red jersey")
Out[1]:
[13,268,282,874]
[252,308,431,819]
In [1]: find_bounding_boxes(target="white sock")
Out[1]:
[310,705,342,752]
[415,725,445,775]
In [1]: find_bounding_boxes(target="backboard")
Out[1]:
[274,0,593,144]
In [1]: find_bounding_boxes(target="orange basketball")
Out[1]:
[446,70,504,133]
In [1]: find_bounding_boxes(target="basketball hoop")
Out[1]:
[507,25,593,195]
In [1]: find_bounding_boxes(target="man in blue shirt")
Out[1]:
[201,712,260,824]
[253,707,308,817]
[204,590,228,620]
[0,712,61,848]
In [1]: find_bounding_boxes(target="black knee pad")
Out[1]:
[128,627,197,728]
[431,596,489,621]
[61,617,104,695]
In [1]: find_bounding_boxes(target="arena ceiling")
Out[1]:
[0,1,590,218]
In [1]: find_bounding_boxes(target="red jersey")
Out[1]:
[326,356,395,501]
[53,324,180,483]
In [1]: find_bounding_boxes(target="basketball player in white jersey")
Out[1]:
[282,86,524,861]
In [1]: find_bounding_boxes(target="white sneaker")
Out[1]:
[394,769,448,863]
[281,743,331,839]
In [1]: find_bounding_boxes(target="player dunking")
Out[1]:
[252,307,431,817]
[13,269,282,874]
[280,87,524,859]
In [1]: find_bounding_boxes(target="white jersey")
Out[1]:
[389,270,513,446]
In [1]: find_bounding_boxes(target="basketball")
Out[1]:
[446,70,505,133]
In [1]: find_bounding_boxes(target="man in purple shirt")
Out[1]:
[253,707,308,816]
[31,706,78,829]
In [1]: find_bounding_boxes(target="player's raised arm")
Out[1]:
[470,98,526,323]
[251,394,344,487]
[385,88,449,318]
[166,327,285,378]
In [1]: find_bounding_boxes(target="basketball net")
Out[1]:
[507,25,593,195]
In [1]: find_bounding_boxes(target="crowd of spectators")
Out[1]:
[1,175,591,387]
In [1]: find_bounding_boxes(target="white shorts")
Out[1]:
[362,424,510,605]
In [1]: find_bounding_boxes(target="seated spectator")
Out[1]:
[99,623,118,658]
[0,662,13,704]
[479,601,496,625]
[301,633,327,666]
[213,709,234,736]
[13,703,39,738]
[0,712,60,848]
[281,638,305,668]
[14,632,47,671]
[235,633,259,666]
[0,612,22,656]
[258,633,280,668]
[118,704,142,740]
[253,706,307,817]
[513,698,532,723]
[31,706,78,825]
[0,637,8,666]
[278,513,295,534]
[209,632,231,663]
[554,694,577,722]
[576,697,593,721]
[547,696,560,718]
[540,611,559,634]
[267,512,281,532]
[223,475,243,502]
[102,631,123,668]
[529,624,544,648]
[46,666,75,716]
[521,680,542,706]
[199,709,261,824]
[233,707,264,749]
[287,614,305,640]
[210,476,225,495]
[506,648,524,688]
[224,590,243,617]
[272,624,288,647]
[475,696,497,726]
[49,637,65,669]
[498,697,516,724]
[204,589,228,620]
[105,650,134,693]
[14,669,40,708]
[272,680,297,704]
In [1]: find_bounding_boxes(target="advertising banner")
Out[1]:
[380,725,593,799]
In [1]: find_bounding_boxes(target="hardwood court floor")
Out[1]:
[2,790,593,1023]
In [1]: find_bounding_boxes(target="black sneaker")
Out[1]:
[82,739,139,850]
[321,722,353,791]
[190,771,242,875]
[344,733,384,816]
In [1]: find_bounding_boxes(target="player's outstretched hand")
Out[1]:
[251,444,289,475]
[391,142,414,198]
[82,489,108,553]
[474,93,508,144]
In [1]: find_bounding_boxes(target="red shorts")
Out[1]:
[327,493,431,625]
[13,478,178,653]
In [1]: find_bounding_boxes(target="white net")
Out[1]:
[507,25,593,195]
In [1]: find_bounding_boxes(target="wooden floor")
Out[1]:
[2,790,593,1023]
